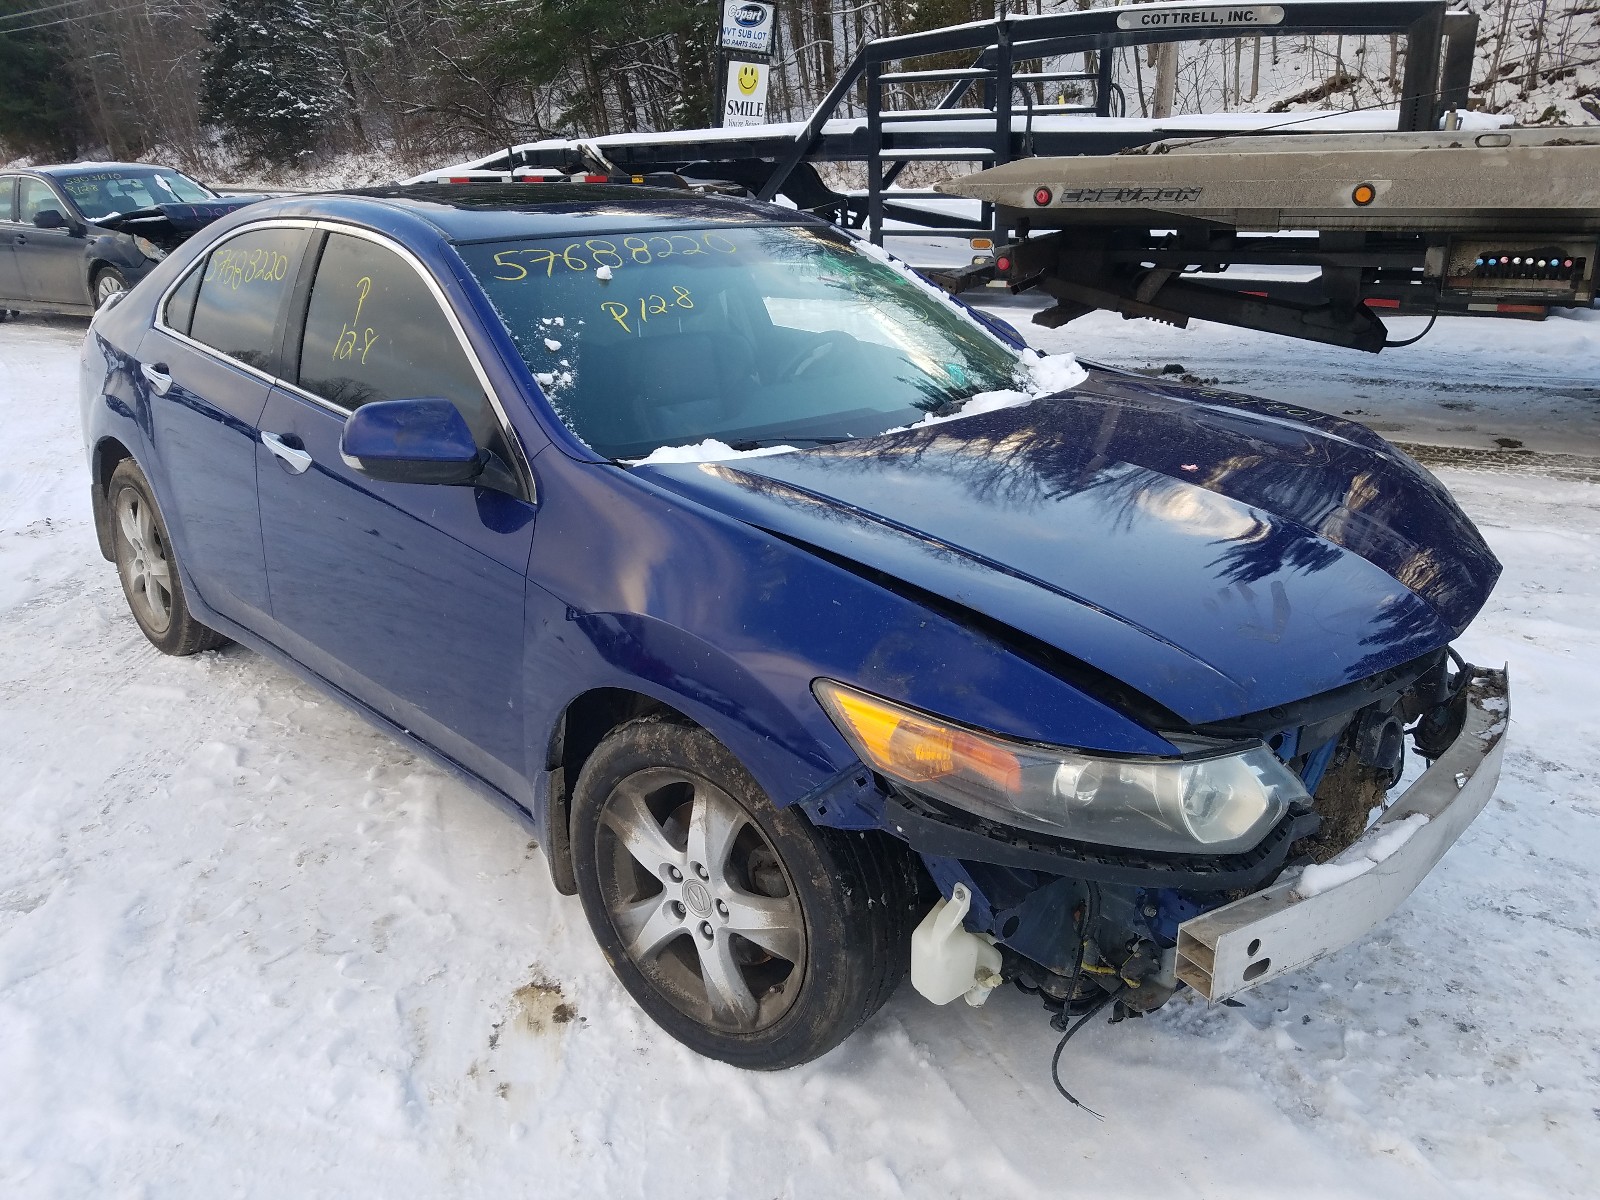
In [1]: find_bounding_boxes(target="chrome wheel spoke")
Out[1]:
[145,555,171,592]
[145,560,172,617]
[616,896,686,961]
[600,777,685,874]
[721,890,804,964]
[117,498,141,551]
[686,787,742,883]
[697,930,760,1030]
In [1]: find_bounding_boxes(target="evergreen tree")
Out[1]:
[201,0,344,165]
[0,4,80,159]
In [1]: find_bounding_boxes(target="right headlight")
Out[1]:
[814,680,1306,855]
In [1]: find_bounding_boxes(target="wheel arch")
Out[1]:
[87,258,120,303]
[541,686,693,896]
[90,435,135,561]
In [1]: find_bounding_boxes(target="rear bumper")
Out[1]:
[1175,667,1508,1001]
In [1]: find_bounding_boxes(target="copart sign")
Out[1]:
[720,1,775,54]
[1116,5,1284,30]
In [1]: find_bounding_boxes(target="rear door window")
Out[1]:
[186,226,305,372]
[0,176,17,222]
[296,230,505,453]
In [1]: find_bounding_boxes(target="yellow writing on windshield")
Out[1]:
[490,232,737,281]
[600,286,694,335]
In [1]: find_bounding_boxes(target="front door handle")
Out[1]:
[140,361,172,395]
[262,431,313,474]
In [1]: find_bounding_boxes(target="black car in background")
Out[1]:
[0,163,261,316]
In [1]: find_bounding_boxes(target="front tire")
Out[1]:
[571,715,920,1069]
[108,460,227,655]
[92,266,128,310]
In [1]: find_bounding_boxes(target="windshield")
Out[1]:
[57,168,216,221]
[457,224,1024,460]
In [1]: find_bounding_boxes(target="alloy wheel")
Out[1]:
[595,767,807,1033]
[115,486,173,634]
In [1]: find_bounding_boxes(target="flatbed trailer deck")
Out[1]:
[945,126,1600,350]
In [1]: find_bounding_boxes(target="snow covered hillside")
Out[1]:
[2,309,1598,1198]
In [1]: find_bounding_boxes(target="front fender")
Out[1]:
[521,451,1178,826]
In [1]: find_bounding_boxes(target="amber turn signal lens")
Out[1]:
[1352,183,1376,206]
[814,683,1022,794]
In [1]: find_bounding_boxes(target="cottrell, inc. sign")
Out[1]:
[1115,5,1285,30]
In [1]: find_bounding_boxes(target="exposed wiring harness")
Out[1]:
[1046,886,1125,1117]
[1049,985,1126,1118]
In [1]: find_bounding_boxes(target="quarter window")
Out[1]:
[187,227,304,372]
[164,266,203,336]
[0,176,17,222]
[297,232,504,452]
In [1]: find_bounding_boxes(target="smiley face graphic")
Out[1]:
[737,64,761,95]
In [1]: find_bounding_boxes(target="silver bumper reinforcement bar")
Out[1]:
[1176,667,1509,1001]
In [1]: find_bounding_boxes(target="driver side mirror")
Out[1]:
[32,209,66,230]
[340,397,490,486]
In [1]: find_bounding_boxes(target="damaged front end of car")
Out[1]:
[805,646,1506,1029]
[97,197,266,254]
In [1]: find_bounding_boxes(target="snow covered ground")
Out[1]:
[2,309,1599,1199]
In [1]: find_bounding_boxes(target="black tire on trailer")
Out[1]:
[107,459,228,656]
[570,714,921,1070]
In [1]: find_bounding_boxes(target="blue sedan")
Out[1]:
[80,185,1507,1071]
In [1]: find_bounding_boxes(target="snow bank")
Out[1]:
[1292,813,1431,899]
[8,315,1599,1200]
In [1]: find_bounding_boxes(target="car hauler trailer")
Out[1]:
[946,126,1600,351]
[414,1,1600,350]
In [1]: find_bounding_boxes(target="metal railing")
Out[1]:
[753,1,1479,245]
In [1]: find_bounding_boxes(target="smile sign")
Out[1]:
[720,0,774,53]
[723,59,771,127]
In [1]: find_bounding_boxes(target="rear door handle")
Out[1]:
[262,431,313,474]
[140,362,172,395]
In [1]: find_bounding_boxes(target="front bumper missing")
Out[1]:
[1175,667,1508,1002]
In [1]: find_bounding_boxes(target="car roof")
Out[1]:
[261,183,826,243]
[28,162,185,177]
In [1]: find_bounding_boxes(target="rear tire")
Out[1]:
[107,460,227,656]
[570,715,921,1069]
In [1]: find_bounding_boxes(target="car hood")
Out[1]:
[632,368,1501,727]
[97,196,266,248]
